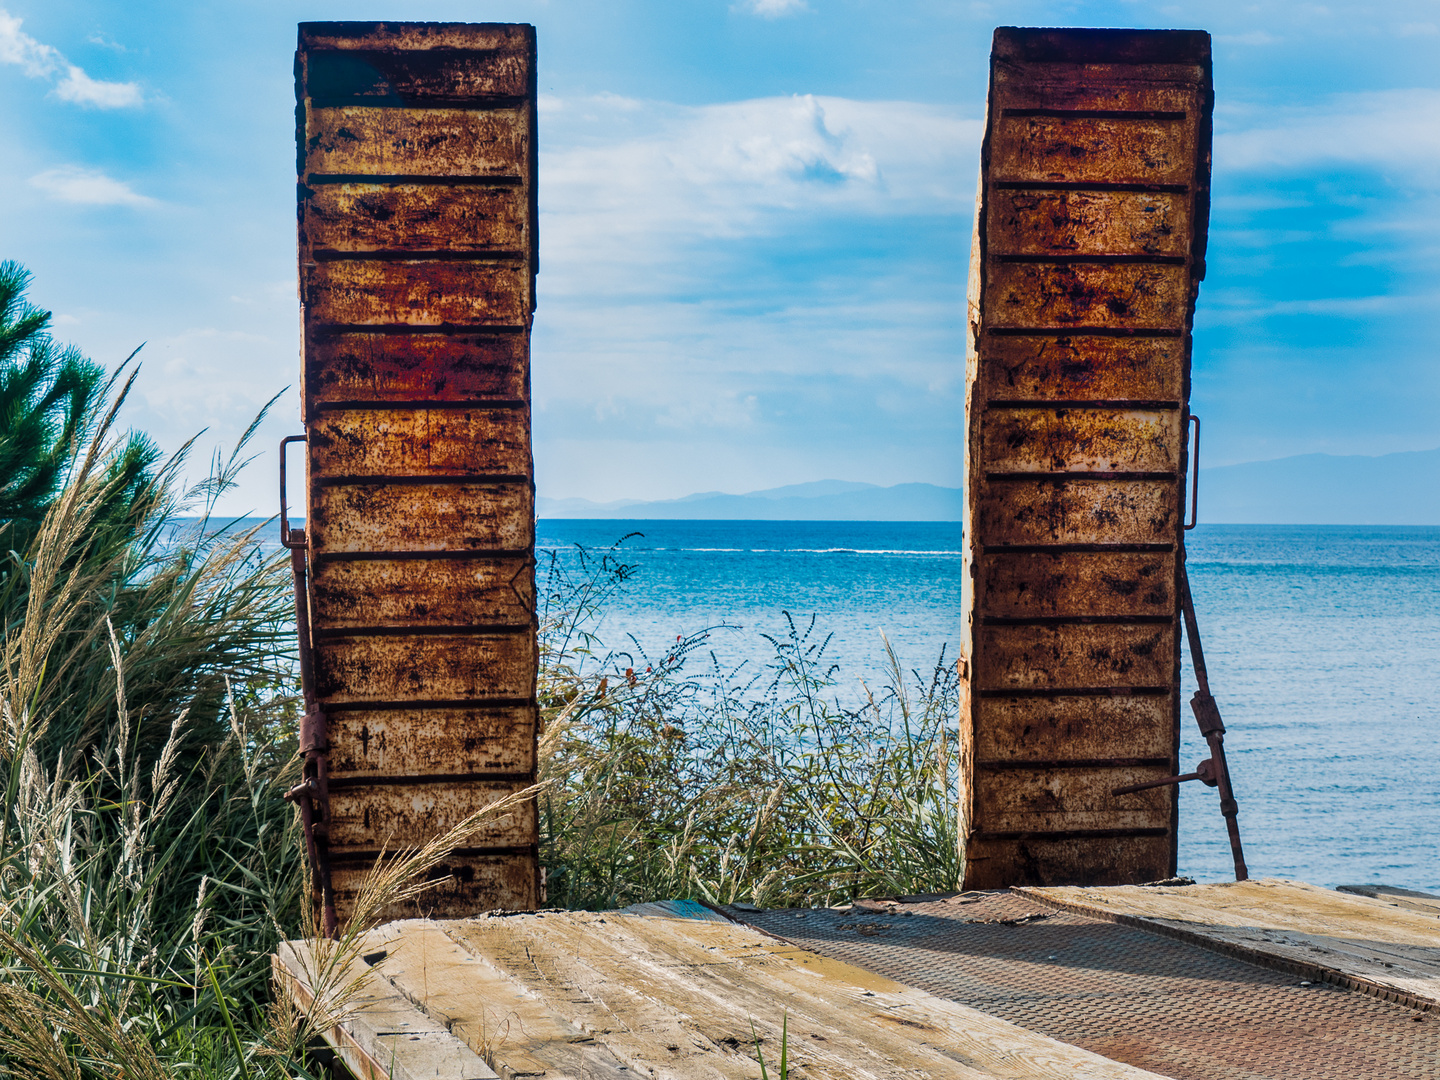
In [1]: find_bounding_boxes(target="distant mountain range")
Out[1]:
[1199,446,1440,525]
[537,480,964,521]
[538,448,1440,524]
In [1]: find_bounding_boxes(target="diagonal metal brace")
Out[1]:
[1179,561,1249,881]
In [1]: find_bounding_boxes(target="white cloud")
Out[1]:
[30,166,154,206]
[1217,90,1440,183]
[0,8,141,108]
[541,93,977,264]
[0,8,58,76]
[738,0,810,17]
[55,64,141,108]
[86,31,130,52]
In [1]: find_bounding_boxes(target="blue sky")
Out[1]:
[1,1,1437,512]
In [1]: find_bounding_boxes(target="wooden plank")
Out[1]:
[304,259,530,327]
[989,115,1193,186]
[974,696,1174,762]
[273,941,499,1080]
[976,624,1174,691]
[315,633,534,703]
[985,263,1188,331]
[305,332,528,406]
[327,705,536,777]
[988,190,1190,258]
[309,481,532,553]
[438,910,1172,1079]
[982,408,1181,474]
[302,184,526,253]
[1337,884,1440,917]
[976,479,1177,547]
[328,779,535,852]
[359,922,634,1079]
[312,556,533,629]
[1021,879,1440,1009]
[981,551,1175,618]
[309,408,530,477]
[977,336,1183,403]
[975,765,1171,833]
[965,835,1173,890]
[330,853,538,921]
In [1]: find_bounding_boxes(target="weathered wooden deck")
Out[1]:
[275,881,1440,1079]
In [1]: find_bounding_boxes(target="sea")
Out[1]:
[537,520,1440,891]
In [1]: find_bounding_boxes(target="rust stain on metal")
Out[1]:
[988,189,1190,257]
[305,332,528,404]
[311,557,534,628]
[314,633,535,704]
[977,624,1175,690]
[327,780,536,850]
[978,479,1176,546]
[990,114,1192,185]
[329,853,539,924]
[326,706,535,777]
[309,407,530,476]
[960,28,1213,888]
[304,106,528,177]
[310,482,533,553]
[975,696,1174,762]
[304,260,530,327]
[974,768,1172,833]
[983,408,1180,473]
[296,21,540,920]
[979,336,1184,402]
[988,263,1187,329]
[982,551,1174,618]
[304,185,526,253]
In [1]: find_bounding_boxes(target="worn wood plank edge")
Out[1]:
[273,943,500,1079]
[1013,885,1437,1013]
[1337,883,1440,915]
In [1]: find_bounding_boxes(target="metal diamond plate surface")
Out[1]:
[740,893,1440,1079]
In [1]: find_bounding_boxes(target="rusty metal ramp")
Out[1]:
[736,887,1440,1079]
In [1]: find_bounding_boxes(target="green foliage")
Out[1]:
[0,259,156,555]
[538,540,963,911]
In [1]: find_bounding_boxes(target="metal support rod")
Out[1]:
[280,435,337,936]
[1179,560,1249,882]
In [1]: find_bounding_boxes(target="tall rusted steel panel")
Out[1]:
[295,21,539,919]
[959,28,1212,888]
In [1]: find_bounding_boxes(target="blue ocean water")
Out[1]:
[538,520,1440,890]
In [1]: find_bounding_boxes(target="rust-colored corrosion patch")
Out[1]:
[960,28,1212,889]
[297,20,539,920]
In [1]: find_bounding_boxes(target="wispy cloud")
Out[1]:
[55,64,141,107]
[0,8,141,108]
[542,93,976,262]
[737,0,810,17]
[1217,90,1440,182]
[30,166,154,206]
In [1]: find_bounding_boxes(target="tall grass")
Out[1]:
[537,539,963,911]
[0,381,314,1076]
